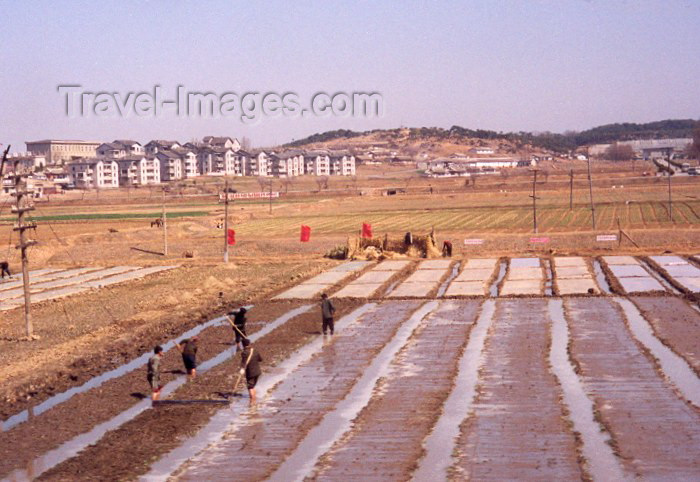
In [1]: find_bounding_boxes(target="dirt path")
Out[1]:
[171,300,422,481]
[631,296,700,375]
[310,300,481,480]
[451,298,583,479]
[567,297,700,479]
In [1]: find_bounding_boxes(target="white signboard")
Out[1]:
[220,191,280,201]
[596,234,617,242]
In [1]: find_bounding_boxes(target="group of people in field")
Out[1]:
[146,293,336,406]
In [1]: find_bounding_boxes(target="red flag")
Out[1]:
[227,229,236,246]
[300,225,311,242]
[361,222,372,239]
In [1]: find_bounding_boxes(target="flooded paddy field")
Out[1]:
[2,257,700,481]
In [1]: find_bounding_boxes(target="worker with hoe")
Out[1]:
[146,345,164,401]
[239,338,263,405]
[321,293,336,336]
[229,306,248,350]
[177,336,198,380]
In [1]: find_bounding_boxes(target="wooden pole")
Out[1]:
[223,179,230,262]
[587,156,596,229]
[162,188,168,256]
[12,157,37,338]
[268,179,272,214]
[531,169,538,234]
[667,156,673,222]
[569,169,574,211]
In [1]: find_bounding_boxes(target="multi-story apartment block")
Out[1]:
[201,136,241,151]
[97,140,144,158]
[67,159,119,188]
[173,148,198,178]
[304,150,332,176]
[155,150,183,181]
[329,150,356,176]
[270,150,304,177]
[144,140,181,157]
[26,139,101,164]
[116,156,161,186]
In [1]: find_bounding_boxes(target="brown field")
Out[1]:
[0,161,698,480]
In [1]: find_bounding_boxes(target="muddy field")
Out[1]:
[1,173,699,480]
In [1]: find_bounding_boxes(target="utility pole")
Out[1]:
[162,188,168,256]
[11,156,38,338]
[530,169,539,234]
[586,156,596,229]
[268,178,273,214]
[569,169,574,211]
[667,155,673,222]
[223,179,230,262]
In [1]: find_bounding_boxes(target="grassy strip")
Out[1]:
[0,211,209,222]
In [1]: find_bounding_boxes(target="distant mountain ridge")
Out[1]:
[286,119,698,153]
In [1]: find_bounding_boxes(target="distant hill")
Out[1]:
[285,119,699,153]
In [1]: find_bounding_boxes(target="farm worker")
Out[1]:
[147,345,164,401]
[321,293,336,335]
[442,240,453,257]
[239,338,263,405]
[0,261,10,278]
[177,336,198,379]
[229,307,248,350]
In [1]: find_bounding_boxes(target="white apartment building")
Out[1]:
[67,159,119,188]
[116,156,161,186]
[174,148,198,178]
[329,150,356,176]
[155,151,183,181]
[270,150,304,177]
[248,150,271,177]
[144,140,181,157]
[304,150,331,176]
[97,140,144,158]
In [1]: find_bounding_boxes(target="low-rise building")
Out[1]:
[304,150,331,176]
[26,139,101,164]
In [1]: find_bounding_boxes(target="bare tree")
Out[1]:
[605,143,635,161]
[257,177,267,190]
[315,175,329,191]
[280,177,294,194]
[500,169,509,186]
[688,123,700,160]
[241,136,252,151]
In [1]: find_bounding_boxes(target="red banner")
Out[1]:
[300,225,311,242]
[362,222,372,239]
[227,229,236,246]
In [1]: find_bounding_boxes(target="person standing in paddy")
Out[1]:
[229,307,248,350]
[177,336,198,380]
[239,338,263,405]
[321,293,336,335]
[146,345,164,401]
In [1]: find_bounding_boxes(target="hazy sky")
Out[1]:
[1,0,698,151]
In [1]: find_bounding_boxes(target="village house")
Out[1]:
[469,146,496,155]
